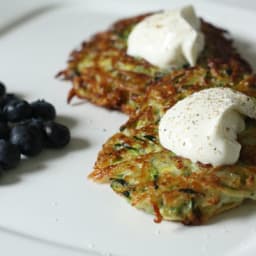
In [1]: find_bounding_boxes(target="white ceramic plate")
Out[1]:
[0,0,256,255]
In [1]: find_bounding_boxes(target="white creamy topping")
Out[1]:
[159,88,256,167]
[127,5,205,69]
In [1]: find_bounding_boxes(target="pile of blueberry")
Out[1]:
[0,81,70,171]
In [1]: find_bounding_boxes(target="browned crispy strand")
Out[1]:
[89,62,256,225]
[57,13,251,115]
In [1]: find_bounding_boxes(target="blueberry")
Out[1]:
[27,118,44,130]
[31,100,56,121]
[3,99,32,122]
[0,122,9,139]
[10,124,43,156]
[0,94,20,109]
[20,117,44,129]
[43,121,70,148]
[0,82,6,97]
[0,112,6,122]
[0,139,20,170]
[20,118,46,143]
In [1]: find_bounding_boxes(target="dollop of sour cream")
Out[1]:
[127,5,205,69]
[159,88,256,167]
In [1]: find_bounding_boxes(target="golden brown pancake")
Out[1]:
[57,13,251,115]
[89,63,256,225]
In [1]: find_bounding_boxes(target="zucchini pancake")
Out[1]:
[57,12,251,115]
[89,62,256,225]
